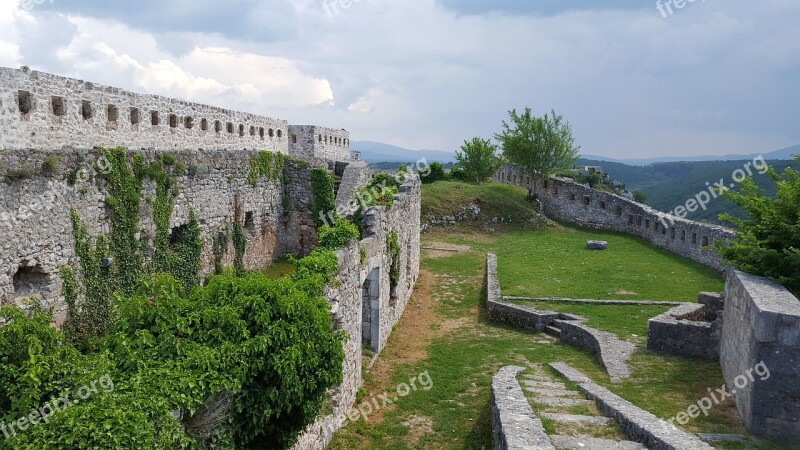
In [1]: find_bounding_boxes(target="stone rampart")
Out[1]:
[494,165,735,270]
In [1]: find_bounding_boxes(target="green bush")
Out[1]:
[318,218,359,250]
[422,162,447,184]
[718,158,800,295]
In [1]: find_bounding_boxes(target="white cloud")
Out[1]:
[1,0,799,156]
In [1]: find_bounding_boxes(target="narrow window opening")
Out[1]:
[130,108,141,125]
[81,100,93,120]
[107,105,118,123]
[169,114,178,128]
[18,90,32,114]
[51,96,65,116]
[151,111,160,126]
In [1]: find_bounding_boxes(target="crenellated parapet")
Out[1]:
[0,66,349,161]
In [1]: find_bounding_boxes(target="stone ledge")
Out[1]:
[647,303,720,359]
[504,296,683,306]
[491,365,554,450]
[549,362,714,450]
[555,319,635,383]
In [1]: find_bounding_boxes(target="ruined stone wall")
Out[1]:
[720,270,800,445]
[292,175,421,449]
[288,125,351,161]
[360,173,422,353]
[494,165,735,270]
[0,148,322,322]
[0,66,291,153]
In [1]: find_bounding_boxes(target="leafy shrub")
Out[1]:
[633,190,648,204]
[422,162,447,184]
[718,159,800,295]
[318,218,359,250]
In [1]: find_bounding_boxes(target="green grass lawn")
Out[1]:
[491,227,724,301]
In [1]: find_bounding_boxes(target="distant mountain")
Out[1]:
[351,141,456,163]
[586,144,800,166]
[578,157,800,224]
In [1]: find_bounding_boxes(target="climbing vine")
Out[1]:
[212,227,230,276]
[232,221,247,276]
[310,168,337,226]
[63,148,204,345]
[247,150,284,186]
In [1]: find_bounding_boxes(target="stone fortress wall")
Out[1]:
[0,67,420,449]
[494,165,735,270]
[0,66,350,161]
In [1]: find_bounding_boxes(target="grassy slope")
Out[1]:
[421,181,541,230]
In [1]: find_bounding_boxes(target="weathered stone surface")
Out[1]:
[491,365,555,450]
[720,269,800,445]
[550,435,646,450]
[0,67,351,160]
[494,165,735,270]
[550,362,715,450]
[647,303,720,359]
[555,319,636,383]
[530,396,592,407]
[539,413,611,425]
[586,240,608,250]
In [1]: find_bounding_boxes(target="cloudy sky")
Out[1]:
[1,0,798,158]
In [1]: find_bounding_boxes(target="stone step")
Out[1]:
[550,435,646,450]
[521,374,551,382]
[525,388,582,398]
[531,396,593,407]
[545,324,562,338]
[522,380,566,389]
[540,413,612,426]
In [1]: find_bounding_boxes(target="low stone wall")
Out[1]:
[486,254,559,332]
[491,365,554,450]
[551,362,714,450]
[720,270,800,445]
[648,303,720,359]
[555,319,635,382]
[494,165,735,270]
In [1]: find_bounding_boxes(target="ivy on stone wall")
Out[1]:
[212,227,230,276]
[247,150,284,186]
[63,148,204,345]
[232,221,247,276]
[387,230,401,297]
[310,168,337,227]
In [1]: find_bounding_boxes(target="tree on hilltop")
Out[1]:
[455,137,504,184]
[495,108,580,181]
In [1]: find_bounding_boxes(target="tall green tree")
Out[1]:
[455,137,504,184]
[718,158,800,295]
[495,108,580,181]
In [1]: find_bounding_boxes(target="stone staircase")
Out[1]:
[520,365,646,450]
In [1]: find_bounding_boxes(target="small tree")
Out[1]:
[718,159,800,295]
[455,137,503,184]
[422,162,447,184]
[633,190,648,204]
[495,108,580,181]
